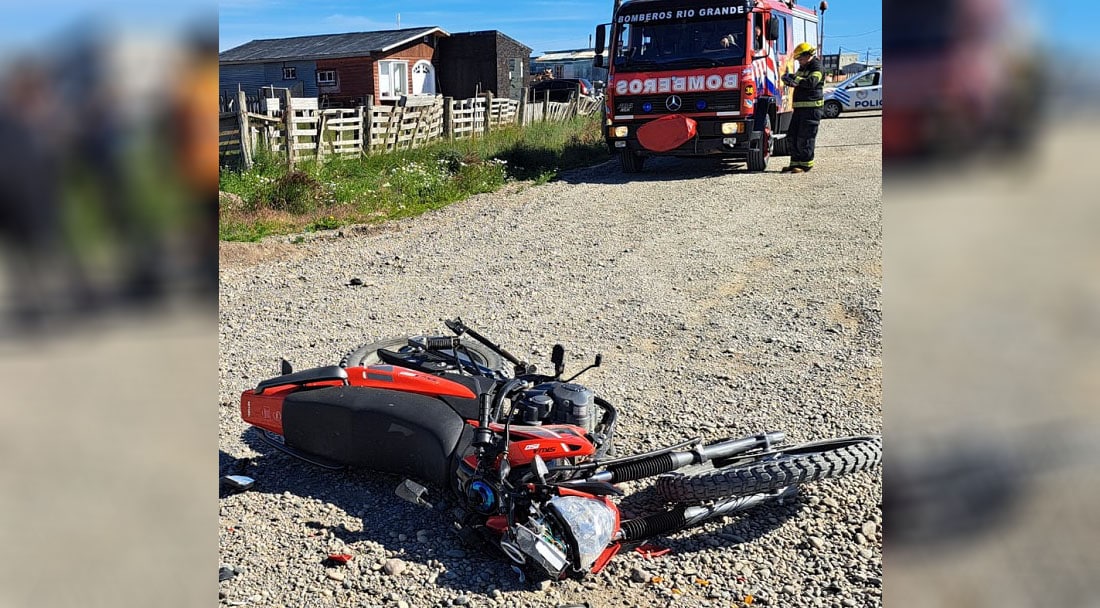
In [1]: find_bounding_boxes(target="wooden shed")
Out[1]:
[436,31,532,101]
[219,27,449,107]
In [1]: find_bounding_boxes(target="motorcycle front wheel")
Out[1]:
[655,436,882,502]
[340,336,506,373]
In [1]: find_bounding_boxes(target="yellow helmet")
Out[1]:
[793,42,816,57]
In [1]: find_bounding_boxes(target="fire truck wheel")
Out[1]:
[824,100,842,119]
[746,115,771,172]
[619,150,646,173]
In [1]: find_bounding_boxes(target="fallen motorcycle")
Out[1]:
[240,318,881,580]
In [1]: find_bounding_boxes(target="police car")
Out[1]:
[823,67,882,118]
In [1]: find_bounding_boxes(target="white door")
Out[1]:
[412,60,435,95]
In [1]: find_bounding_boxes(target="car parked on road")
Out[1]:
[528,78,597,102]
[824,68,883,118]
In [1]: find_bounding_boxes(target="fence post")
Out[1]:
[236,90,253,170]
[282,88,295,168]
[363,95,373,155]
[543,90,550,122]
[443,96,454,140]
[484,91,494,135]
[315,111,328,160]
[518,87,527,126]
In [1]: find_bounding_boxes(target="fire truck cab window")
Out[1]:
[771,12,789,53]
[753,13,764,51]
[614,16,748,72]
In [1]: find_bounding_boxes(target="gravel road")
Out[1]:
[219,112,882,608]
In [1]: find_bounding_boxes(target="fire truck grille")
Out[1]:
[614,92,742,115]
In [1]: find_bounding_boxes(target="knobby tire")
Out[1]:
[655,436,882,502]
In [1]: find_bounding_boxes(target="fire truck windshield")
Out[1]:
[614,17,748,72]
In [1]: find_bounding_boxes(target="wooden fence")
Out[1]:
[219,88,598,168]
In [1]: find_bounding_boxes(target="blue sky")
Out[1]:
[0,1,215,54]
[219,0,883,60]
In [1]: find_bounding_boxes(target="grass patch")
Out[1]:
[219,113,609,241]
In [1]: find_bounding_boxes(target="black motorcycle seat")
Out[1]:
[281,386,468,488]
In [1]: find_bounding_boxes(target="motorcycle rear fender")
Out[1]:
[280,386,471,489]
[241,387,292,435]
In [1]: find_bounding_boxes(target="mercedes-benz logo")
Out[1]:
[665,95,682,111]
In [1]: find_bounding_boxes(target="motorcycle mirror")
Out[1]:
[594,353,603,367]
[280,358,293,375]
[533,454,549,483]
[551,344,566,377]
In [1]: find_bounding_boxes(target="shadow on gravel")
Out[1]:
[615,485,808,555]
[222,430,533,594]
[554,155,771,185]
[827,111,882,120]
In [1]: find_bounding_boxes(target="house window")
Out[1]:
[378,60,408,98]
[316,70,337,86]
[283,66,297,80]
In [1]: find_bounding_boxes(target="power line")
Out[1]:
[828,28,881,38]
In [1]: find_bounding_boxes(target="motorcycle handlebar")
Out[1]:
[445,317,528,371]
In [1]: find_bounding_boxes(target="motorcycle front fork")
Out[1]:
[614,485,799,543]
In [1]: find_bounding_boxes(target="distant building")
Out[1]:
[436,31,532,100]
[821,52,863,77]
[530,49,608,84]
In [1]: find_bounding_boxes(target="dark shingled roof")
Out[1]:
[219,27,447,63]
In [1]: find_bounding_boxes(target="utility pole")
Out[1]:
[865,47,870,65]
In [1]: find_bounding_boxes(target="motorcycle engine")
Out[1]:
[518,382,597,433]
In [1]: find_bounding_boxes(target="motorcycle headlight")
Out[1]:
[549,496,617,570]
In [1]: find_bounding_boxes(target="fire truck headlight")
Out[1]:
[612,126,629,138]
[721,122,744,135]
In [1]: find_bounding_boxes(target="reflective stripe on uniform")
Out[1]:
[793,99,824,108]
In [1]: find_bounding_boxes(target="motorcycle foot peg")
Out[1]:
[395,479,432,509]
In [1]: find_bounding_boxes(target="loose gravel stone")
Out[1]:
[383,559,406,577]
[631,567,653,584]
[219,115,883,608]
[862,521,878,538]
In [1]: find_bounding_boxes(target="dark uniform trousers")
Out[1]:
[788,106,823,169]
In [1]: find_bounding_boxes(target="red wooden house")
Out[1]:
[219,27,449,107]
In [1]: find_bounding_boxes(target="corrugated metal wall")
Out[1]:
[219,60,317,100]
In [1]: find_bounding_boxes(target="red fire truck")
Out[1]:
[594,0,818,172]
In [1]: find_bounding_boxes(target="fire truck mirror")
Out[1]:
[594,24,607,67]
[766,19,780,41]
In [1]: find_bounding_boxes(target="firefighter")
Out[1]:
[781,42,825,173]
